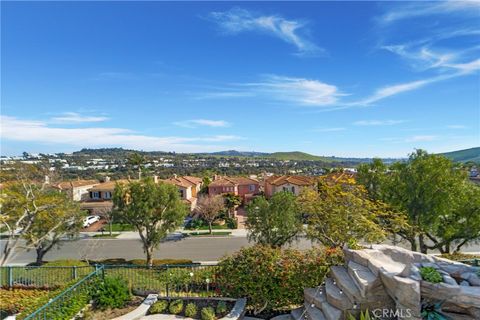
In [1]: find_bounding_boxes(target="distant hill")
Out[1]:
[267,151,331,161]
[61,147,480,163]
[440,147,480,163]
[208,150,269,157]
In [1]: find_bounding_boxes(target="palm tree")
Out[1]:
[127,152,146,179]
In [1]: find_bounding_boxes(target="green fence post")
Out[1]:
[166,265,170,297]
[7,266,13,288]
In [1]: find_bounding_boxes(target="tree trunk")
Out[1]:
[109,220,113,236]
[208,222,213,234]
[138,168,142,180]
[146,246,154,267]
[419,234,428,254]
[410,238,417,252]
[36,247,46,265]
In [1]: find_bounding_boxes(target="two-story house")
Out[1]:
[161,175,203,211]
[264,175,315,198]
[81,179,129,215]
[208,176,260,203]
[54,180,99,201]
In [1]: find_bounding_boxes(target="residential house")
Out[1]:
[54,180,99,201]
[208,176,260,203]
[264,175,315,198]
[161,175,203,211]
[81,179,129,215]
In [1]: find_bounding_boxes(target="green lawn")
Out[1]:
[105,223,135,232]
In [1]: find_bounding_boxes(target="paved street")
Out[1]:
[0,236,311,265]
[2,235,479,265]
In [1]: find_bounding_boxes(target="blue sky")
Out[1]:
[1,1,479,157]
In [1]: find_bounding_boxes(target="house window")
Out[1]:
[104,192,112,199]
[291,186,295,193]
[179,189,184,198]
[249,184,256,192]
[282,187,288,192]
[91,191,100,199]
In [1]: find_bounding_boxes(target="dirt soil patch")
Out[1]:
[81,295,143,320]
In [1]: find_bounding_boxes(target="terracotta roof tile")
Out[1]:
[55,180,99,190]
[265,175,315,186]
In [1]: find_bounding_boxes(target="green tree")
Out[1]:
[223,193,242,218]
[298,175,394,248]
[381,150,474,253]
[1,183,84,265]
[113,178,188,266]
[195,195,225,234]
[422,181,480,253]
[245,192,303,247]
[357,158,388,200]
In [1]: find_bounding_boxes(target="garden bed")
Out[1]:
[147,297,244,320]
[0,287,53,317]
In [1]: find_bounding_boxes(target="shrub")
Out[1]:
[225,217,238,229]
[420,267,443,283]
[216,245,343,314]
[150,300,169,314]
[216,301,228,315]
[185,302,198,318]
[201,307,216,320]
[169,299,184,314]
[92,276,131,309]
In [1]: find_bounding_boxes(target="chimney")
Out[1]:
[154,175,158,183]
[105,176,111,182]
[214,174,219,181]
[44,175,50,184]
[173,174,178,179]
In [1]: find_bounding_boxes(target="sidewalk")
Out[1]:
[80,228,248,240]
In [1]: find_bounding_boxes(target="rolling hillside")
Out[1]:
[267,151,332,161]
[440,147,480,163]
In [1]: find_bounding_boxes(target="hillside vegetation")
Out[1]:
[440,147,480,163]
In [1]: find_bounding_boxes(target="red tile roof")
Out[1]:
[265,175,315,186]
[209,176,259,187]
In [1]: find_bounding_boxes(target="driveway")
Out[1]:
[82,219,107,232]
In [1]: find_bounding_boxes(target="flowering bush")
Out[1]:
[216,245,343,314]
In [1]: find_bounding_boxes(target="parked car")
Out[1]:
[83,215,100,228]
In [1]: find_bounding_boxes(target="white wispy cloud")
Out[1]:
[207,8,322,55]
[368,1,480,106]
[379,1,480,24]
[312,127,345,132]
[406,135,438,142]
[51,112,109,124]
[0,116,242,152]
[349,72,466,106]
[246,75,343,106]
[354,120,406,126]
[173,119,231,128]
[447,124,468,129]
[197,75,344,107]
